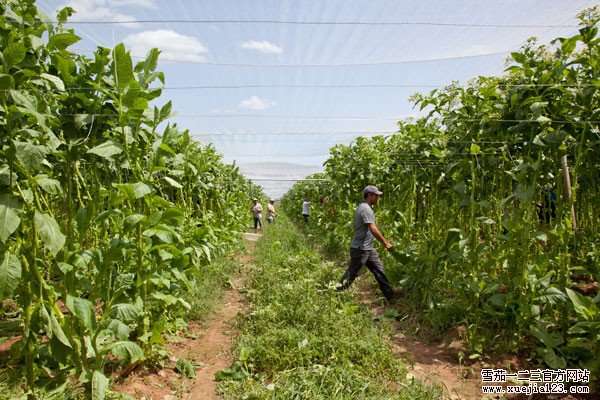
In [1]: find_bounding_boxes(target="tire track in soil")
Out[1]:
[114,233,259,400]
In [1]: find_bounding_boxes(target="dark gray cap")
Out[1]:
[363,185,383,196]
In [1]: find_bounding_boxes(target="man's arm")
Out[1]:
[367,223,393,250]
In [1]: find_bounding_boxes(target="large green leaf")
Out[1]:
[66,295,95,332]
[111,300,142,322]
[40,73,65,91]
[0,74,14,90]
[34,211,66,256]
[3,42,26,67]
[0,252,21,298]
[114,182,152,200]
[110,341,144,364]
[0,204,20,243]
[113,43,134,90]
[91,370,109,400]
[34,175,63,195]
[566,288,598,321]
[87,141,123,159]
[14,141,47,172]
[108,319,131,341]
[43,306,72,348]
[530,325,563,348]
[539,347,566,369]
[163,176,182,189]
[48,32,81,50]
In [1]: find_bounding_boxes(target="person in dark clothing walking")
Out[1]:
[336,185,395,301]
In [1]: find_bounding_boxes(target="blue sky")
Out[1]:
[36,0,597,197]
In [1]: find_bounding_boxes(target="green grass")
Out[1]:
[185,249,244,321]
[219,217,441,399]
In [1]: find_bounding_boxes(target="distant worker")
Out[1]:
[336,185,395,302]
[267,199,277,223]
[251,199,263,232]
[302,197,310,223]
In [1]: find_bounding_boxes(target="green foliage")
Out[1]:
[219,218,441,399]
[0,0,262,397]
[283,6,600,383]
[175,358,196,379]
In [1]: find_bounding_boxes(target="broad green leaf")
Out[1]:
[510,51,526,64]
[34,175,63,195]
[47,307,72,348]
[0,204,20,243]
[40,73,65,91]
[66,295,95,332]
[530,325,563,348]
[53,53,76,83]
[159,101,172,121]
[87,141,123,159]
[114,182,152,200]
[110,341,144,364]
[124,213,145,227]
[122,86,148,110]
[49,32,81,50]
[113,43,134,90]
[3,42,26,67]
[0,74,14,90]
[0,252,21,298]
[10,91,37,112]
[539,347,566,369]
[111,300,142,322]
[151,292,178,306]
[14,141,47,171]
[108,319,131,341]
[566,288,598,320]
[34,212,66,256]
[469,143,481,155]
[560,36,578,55]
[143,225,176,243]
[91,370,109,400]
[163,176,182,189]
[143,48,160,74]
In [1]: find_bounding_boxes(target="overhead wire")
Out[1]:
[6,83,599,92]
[44,18,578,29]
[50,113,600,124]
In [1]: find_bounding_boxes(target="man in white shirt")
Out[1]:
[267,199,277,223]
[251,199,263,232]
[302,198,310,223]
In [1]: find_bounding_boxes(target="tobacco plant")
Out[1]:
[0,1,261,398]
[283,7,600,382]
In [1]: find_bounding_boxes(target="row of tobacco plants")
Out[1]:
[0,1,261,398]
[283,7,600,384]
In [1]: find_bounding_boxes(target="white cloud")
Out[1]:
[241,40,283,55]
[124,30,209,62]
[239,96,275,111]
[61,0,156,27]
[111,0,157,8]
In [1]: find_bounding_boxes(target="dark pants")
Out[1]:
[338,248,394,300]
[302,214,309,223]
[254,216,262,230]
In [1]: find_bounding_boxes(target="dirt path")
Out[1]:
[114,233,258,400]
[356,280,484,400]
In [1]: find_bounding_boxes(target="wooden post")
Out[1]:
[561,155,577,231]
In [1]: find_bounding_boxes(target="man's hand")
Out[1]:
[383,240,393,251]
